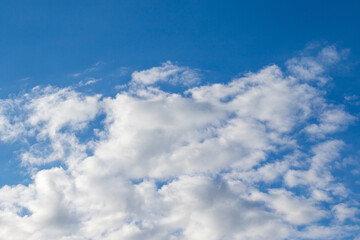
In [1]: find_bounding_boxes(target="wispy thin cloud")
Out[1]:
[18,77,31,82]
[71,61,104,78]
[78,77,102,86]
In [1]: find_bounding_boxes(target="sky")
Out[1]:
[0,1,360,239]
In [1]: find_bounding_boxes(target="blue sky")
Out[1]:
[1,0,360,92]
[0,1,360,239]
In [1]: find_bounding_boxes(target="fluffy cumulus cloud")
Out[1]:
[0,46,359,239]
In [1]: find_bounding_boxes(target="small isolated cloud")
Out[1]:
[0,46,359,240]
[79,77,102,86]
[131,61,200,86]
[344,95,358,101]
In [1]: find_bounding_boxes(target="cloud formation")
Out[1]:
[131,61,200,86]
[0,46,359,240]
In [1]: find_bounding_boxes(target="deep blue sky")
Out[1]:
[0,1,360,186]
[1,0,360,94]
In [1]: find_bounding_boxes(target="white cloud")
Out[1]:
[131,61,200,86]
[188,65,319,133]
[79,77,102,86]
[25,86,101,138]
[296,225,360,239]
[305,108,356,138]
[284,140,349,199]
[250,188,327,225]
[0,86,101,165]
[0,46,358,239]
[332,203,359,222]
[286,45,347,84]
[0,99,26,142]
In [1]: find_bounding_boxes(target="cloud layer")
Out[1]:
[0,46,359,240]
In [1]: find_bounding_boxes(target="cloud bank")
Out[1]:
[0,46,359,240]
